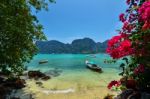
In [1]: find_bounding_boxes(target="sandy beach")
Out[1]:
[21,68,121,99]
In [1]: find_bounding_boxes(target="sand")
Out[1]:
[22,69,121,99]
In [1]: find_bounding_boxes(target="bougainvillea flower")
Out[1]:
[134,64,145,75]
[106,33,133,59]
[122,22,134,32]
[119,13,126,22]
[126,0,131,5]
[138,1,150,30]
[142,21,150,30]
[107,80,121,89]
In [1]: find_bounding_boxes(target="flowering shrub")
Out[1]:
[107,80,121,91]
[106,34,133,59]
[119,13,126,22]
[138,1,150,30]
[134,64,145,75]
[107,0,150,92]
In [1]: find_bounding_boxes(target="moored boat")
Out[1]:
[85,60,102,73]
[39,60,48,64]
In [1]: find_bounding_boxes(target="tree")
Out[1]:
[0,0,55,76]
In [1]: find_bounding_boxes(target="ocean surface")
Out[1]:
[26,53,122,72]
[25,54,122,98]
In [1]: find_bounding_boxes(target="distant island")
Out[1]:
[36,38,108,54]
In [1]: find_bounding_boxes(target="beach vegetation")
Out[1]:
[0,0,55,77]
[106,0,150,98]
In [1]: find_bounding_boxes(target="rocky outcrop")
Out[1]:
[28,70,51,80]
[115,88,150,99]
[0,77,26,99]
[4,78,26,89]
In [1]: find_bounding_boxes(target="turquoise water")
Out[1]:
[25,53,122,93]
[26,53,122,72]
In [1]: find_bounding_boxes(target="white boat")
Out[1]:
[85,60,102,73]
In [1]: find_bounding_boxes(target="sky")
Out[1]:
[35,0,127,43]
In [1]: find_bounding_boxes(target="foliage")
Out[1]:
[107,0,150,92]
[0,0,55,76]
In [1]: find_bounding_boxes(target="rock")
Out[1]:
[9,89,34,99]
[15,79,26,89]
[0,71,11,76]
[10,97,20,99]
[41,76,50,81]
[28,70,50,81]
[0,77,5,84]
[115,89,142,99]
[127,91,141,99]
[0,77,26,99]
[0,85,11,99]
[36,81,43,86]
[115,89,134,99]
[4,78,26,89]
[28,71,45,79]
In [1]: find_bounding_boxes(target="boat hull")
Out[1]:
[39,60,48,64]
[86,64,102,73]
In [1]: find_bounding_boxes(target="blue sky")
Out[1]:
[35,0,127,43]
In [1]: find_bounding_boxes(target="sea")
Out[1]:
[26,53,122,86]
[26,53,122,71]
[25,53,122,93]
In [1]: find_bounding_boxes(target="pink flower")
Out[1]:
[122,22,134,33]
[126,0,131,5]
[107,80,121,89]
[142,21,150,30]
[138,1,150,30]
[134,64,145,75]
[129,14,137,22]
[106,34,133,59]
[119,13,126,22]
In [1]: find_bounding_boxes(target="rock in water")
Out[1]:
[28,70,51,80]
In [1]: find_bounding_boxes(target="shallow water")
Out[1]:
[25,54,122,99]
[26,53,122,71]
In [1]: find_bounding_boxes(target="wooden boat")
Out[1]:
[85,60,102,73]
[39,60,48,64]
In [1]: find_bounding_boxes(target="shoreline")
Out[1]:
[23,80,118,99]
[21,68,121,99]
